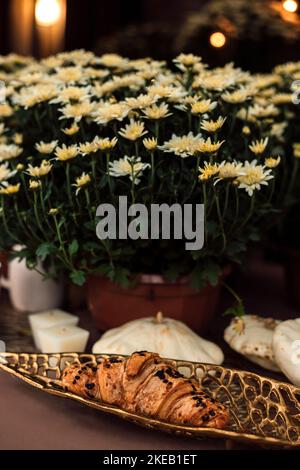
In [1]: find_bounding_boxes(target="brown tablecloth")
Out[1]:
[0,251,297,450]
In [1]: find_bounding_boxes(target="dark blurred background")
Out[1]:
[1,0,300,71]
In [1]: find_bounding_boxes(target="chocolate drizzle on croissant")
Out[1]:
[62,352,229,429]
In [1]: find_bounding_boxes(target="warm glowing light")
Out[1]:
[282,0,298,13]
[35,0,62,26]
[210,32,226,48]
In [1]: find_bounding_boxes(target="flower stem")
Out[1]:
[214,187,226,252]
[1,197,20,243]
[106,152,114,199]
[85,188,94,221]
[53,214,73,270]
[14,201,38,242]
[39,183,55,234]
[203,184,207,246]
[222,281,243,305]
[66,162,77,224]
[287,159,299,198]
[222,183,230,218]
[91,155,99,202]
[33,191,49,241]
[154,121,159,140]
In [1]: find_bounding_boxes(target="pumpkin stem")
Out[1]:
[155,311,163,323]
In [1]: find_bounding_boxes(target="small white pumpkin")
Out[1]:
[92,312,224,365]
[224,315,280,372]
[273,319,300,386]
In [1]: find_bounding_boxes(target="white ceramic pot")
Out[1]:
[0,246,64,312]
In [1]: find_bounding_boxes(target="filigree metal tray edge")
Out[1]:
[1,352,300,449]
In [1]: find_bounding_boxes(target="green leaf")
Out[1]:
[164,264,181,282]
[70,270,86,286]
[26,259,38,270]
[226,240,246,257]
[223,301,245,318]
[248,230,260,242]
[206,220,218,235]
[99,174,109,188]
[113,267,132,288]
[58,216,66,230]
[69,239,79,257]
[204,260,222,286]
[94,263,112,276]
[36,243,54,261]
[190,264,206,292]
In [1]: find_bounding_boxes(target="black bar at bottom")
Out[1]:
[0,449,295,466]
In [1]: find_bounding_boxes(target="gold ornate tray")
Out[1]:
[1,352,300,448]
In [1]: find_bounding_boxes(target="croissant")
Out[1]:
[62,351,229,429]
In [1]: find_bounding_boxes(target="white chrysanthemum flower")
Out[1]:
[125,94,158,110]
[59,101,95,122]
[264,156,281,169]
[62,122,80,135]
[193,73,235,91]
[93,136,118,151]
[214,161,245,184]
[191,99,217,115]
[35,140,58,154]
[79,141,98,156]
[50,86,91,105]
[26,160,52,178]
[143,103,172,120]
[173,53,202,72]
[0,104,13,117]
[108,156,150,184]
[196,137,225,154]
[247,104,279,120]
[0,182,20,195]
[97,54,129,69]
[73,172,91,195]
[14,84,57,108]
[249,137,269,155]
[53,66,83,83]
[0,162,17,182]
[147,84,177,99]
[119,119,148,141]
[270,122,287,140]
[29,179,41,191]
[293,143,300,158]
[237,160,274,196]
[201,116,226,133]
[93,102,129,125]
[54,144,79,162]
[0,144,23,161]
[222,87,252,104]
[143,137,158,151]
[198,162,219,181]
[159,132,203,158]
[271,93,293,105]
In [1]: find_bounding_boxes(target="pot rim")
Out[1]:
[89,265,232,286]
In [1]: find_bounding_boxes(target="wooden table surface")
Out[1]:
[0,251,298,450]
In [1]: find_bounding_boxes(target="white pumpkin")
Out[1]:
[224,315,281,372]
[273,319,300,386]
[92,312,224,365]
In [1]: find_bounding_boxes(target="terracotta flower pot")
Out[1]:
[87,270,229,333]
[284,248,300,310]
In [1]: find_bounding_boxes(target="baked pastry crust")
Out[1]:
[62,351,229,429]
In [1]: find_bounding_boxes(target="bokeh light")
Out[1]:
[282,0,298,13]
[35,0,62,26]
[209,32,226,48]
